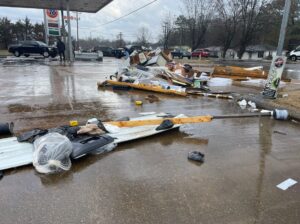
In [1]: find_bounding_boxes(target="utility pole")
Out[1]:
[60,10,66,44]
[118,32,123,47]
[163,22,168,50]
[66,0,73,62]
[277,0,291,56]
[180,25,183,51]
[76,12,79,50]
[43,10,48,45]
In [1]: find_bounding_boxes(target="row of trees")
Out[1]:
[1,0,299,57]
[161,0,300,58]
[0,16,153,50]
[0,17,44,48]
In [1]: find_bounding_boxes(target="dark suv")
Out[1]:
[112,48,125,59]
[93,46,114,57]
[8,40,57,58]
[171,49,191,59]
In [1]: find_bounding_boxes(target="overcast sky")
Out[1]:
[0,0,183,42]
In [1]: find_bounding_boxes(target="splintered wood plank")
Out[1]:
[105,116,213,127]
[104,80,187,96]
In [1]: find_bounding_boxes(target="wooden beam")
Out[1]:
[105,116,213,127]
[103,80,187,97]
[213,66,266,79]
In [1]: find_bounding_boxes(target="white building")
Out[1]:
[237,45,277,60]
[205,45,285,60]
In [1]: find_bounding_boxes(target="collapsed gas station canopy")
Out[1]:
[0,0,113,13]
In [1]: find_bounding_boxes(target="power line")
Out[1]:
[79,0,158,32]
[99,0,158,26]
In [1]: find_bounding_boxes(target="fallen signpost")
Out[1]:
[106,109,289,128]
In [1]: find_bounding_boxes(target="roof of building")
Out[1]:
[246,44,277,52]
[0,0,113,13]
[205,46,222,51]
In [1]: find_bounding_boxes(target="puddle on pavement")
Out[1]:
[1,58,300,223]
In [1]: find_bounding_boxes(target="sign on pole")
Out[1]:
[45,9,60,36]
[262,56,287,98]
[63,15,79,20]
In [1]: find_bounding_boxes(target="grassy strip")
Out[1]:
[0,49,10,56]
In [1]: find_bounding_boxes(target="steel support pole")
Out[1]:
[60,9,69,60]
[76,12,79,51]
[66,0,73,62]
[276,0,291,56]
[60,9,66,42]
[43,10,48,45]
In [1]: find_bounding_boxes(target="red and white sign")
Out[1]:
[44,9,60,36]
[46,9,59,19]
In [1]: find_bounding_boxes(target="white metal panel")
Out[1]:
[0,137,33,171]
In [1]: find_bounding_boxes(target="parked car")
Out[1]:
[93,46,114,57]
[289,45,300,61]
[112,48,125,59]
[128,45,143,54]
[8,40,57,58]
[171,49,191,59]
[191,49,209,58]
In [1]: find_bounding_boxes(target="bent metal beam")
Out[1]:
[0,0,113,13]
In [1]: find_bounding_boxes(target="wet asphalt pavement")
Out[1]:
[0,57,300,224]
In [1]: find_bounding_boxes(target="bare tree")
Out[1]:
[161,12,175,49]
[174,15,190,48]
[181,0,213,50]
[135,26,152,46]
[32,23,45,41]
[215,0,241,58]
[24,17,33,40]
[237,0,269,59]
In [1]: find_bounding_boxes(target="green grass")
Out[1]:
[0,49,10,56]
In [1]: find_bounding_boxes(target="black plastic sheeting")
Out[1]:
[188,151,205,163]
[0,122,14,136]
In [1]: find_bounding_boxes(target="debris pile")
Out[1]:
[98,48,289,100]
[98,48,234,97]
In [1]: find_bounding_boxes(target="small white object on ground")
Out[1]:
[248,101,256,109]
[237,99,247,109]
[244,66,263,71]
[276,178,297,190]
[207,78,232,87]
[139,112,156,116]
[282,93,289,98]
[87,118,99,125]
[260,109,272,114]
[238,99,247,106]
